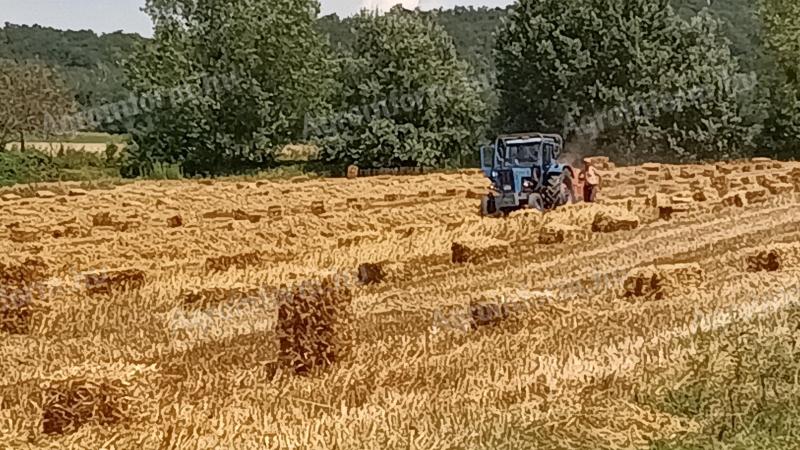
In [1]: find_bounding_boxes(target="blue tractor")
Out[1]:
[479,132,576,216]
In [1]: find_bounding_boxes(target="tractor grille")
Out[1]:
[497,170,515,192]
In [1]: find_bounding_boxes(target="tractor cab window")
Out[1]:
[507,143,541,166]
[542,143,554,166]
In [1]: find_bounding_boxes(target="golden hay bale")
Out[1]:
[585,156,611,170]
[0,268,42,334]
[658,204,690,221]
[166,215,183,228]
[746,250,782,273]
[276,278,353,375]
[469,301,511,329]
[204,252,261,273]
[42,378,128,435]
[36,190,58,199]
[711,176,730,196]
[0,295,32,334]
[10,227,40,243]
[0,257,48,287]
[91,212,115,227]
[84,269,145,295]
[451,239,508,264]
[624,264,703,300]
[721,192,744,208]
[311,201,326,215]
[1,193,21,201]
[744,188,768,204]
[51,225,83,239]
[591,207,639,233]
[538,222,583,245]
[767,182,794,195]
[67,188,88,197]
[346,198,364,210]
[538,226,565,245]
[357,263,386,285]
[346,165,359,179]
[716,164,734,175]
[202,209,261,223]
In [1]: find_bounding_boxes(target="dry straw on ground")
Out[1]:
[0,158,799,448]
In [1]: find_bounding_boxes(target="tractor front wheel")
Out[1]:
[480,195,501,217]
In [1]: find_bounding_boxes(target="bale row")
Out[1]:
[0,258,48,287]
[1,288,34,334]
[746,250,782,273]
[42,378,129,435]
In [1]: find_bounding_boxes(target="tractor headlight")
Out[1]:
[491,171,498,178]
[523,180,532,188]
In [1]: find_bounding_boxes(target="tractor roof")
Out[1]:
[498,132,563,144]
[505,138,543,145]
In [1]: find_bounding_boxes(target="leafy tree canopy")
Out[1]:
[123,0,335,176]
[757,0,800,157]
[495,0,762,162]
[312,7,487,168]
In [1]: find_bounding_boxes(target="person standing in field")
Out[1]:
[580,158,601,202]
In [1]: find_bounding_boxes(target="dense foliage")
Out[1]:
[757,0,800,158]
[317,6,507,77]
[122,0,334,176]
[0,0,796,176]
[312,7,486,168]
[494,0,762,162]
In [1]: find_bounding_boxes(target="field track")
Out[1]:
[1,158,800,448]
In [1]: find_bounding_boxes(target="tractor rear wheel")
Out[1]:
[543,172,575,209]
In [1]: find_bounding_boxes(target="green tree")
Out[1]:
[123,0,334,176]
[0,59,74,151]
[313,7,487,168]
[495,0,761,162]
[758,0,800,158]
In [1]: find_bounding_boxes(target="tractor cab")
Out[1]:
[479,132,574,216]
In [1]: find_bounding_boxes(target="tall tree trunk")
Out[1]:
[19,131,25,152]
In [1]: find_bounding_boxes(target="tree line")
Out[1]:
[0,0,797,177]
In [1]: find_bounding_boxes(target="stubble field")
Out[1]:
[2,158,800,449]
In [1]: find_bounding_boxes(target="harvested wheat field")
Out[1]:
[2,158,800,449]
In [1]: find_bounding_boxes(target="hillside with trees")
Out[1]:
[0,23,144,110]
[0,0,795,180]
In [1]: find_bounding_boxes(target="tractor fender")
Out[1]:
[544,164,574,179]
